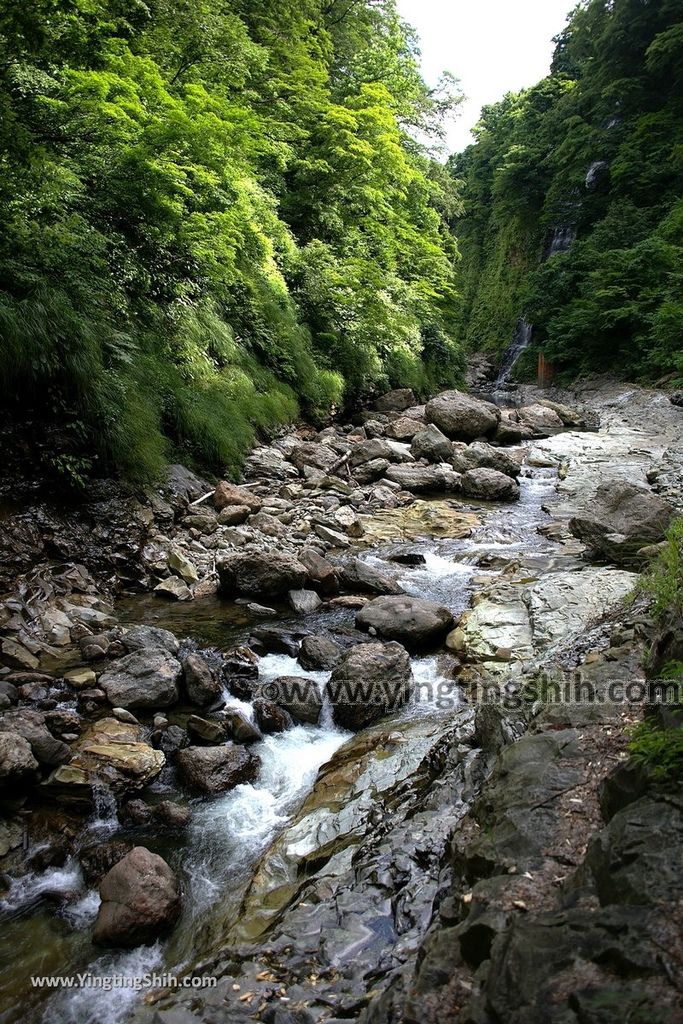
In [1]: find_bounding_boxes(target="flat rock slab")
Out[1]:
[455,568,638,663]
[359,501,480,544]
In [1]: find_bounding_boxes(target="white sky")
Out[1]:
[396,0,578,154]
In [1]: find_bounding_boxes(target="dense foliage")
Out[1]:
[451,0,683,382]
[0,0,462,481]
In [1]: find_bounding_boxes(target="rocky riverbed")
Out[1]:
[0,379,681,1024]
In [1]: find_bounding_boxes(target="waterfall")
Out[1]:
[495,319,532,386]
[546,225,576,258]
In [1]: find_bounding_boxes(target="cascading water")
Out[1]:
[495,318,533,388]
[2,437,586,1024]
[545,224,576,258]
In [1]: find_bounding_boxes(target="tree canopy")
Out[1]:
[450,0,683,383]
[0,0,463,482]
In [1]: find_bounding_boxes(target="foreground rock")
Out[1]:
[426,389,500,441]
[451,440,522,478]
[182,652,222,707]
[326,642,413,730]
[410,423,454,463]
[266,676,323,725]
[47,717,165,795]
[356,595,454,649]
[217,552,308,598]
[93,846,181,947]
[99,649,182,709]
[385,464,461,494]
[0,731,39,785]
[339,557,403,595]
[213,481,262,513]
[569,480,675,565]
[461,467,520,502]
[177,744,260,794]
[450,568,638,664]
[0,709,71,766]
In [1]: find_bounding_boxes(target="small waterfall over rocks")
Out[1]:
[545,224,576,258]
[495,318,533,388]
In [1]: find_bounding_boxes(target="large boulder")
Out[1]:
[121,625,179,656]
[426,390,500,441]
[243,448,298,481]
[326,642,413,730]
[0,731,39,785]
[213,481,262,512]
[451,441,522,479]
[217,552,308,598]
[410,424,454,463]
[349,438,414,467]
[385,464,461,494]
[339,558,403,596]
[289,442,339,474]
[47,717,165,795]
[265,676,323,725]
[374,388,415,413]
[517,403,564,436]
[93,847,181,948]
[384,417,422,441]
[177,744,260,794]
[182,652,222,707]
[298,635,343,671]
[298,548,339,595]
[356,595,454,650]
[99,649,182,709]
[0,709,71,767]
[569,481,676,566]
[461,468,520,502]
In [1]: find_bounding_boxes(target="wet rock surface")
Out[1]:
[93,846,181,947]
[0,380,682,1024]
[356,595,454,649]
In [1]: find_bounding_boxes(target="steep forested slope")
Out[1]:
[0,0,462,482]
[451,0,683,383]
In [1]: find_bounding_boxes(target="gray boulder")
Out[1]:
[461,468,520,502]
[0,709,71,766]
[217,552,308,598]
[385,464,461,494]
[451,441,522,479]
[182,652,222,707]
[374,388,415,413]
[339,558,403,596]
[288,589,323,615]
[426,390,500,441]
[326,642,413,730]
[0,731,39,784]
[93,846,181,947]
[121,626,179,656]
[410,424,454,463]
[353,458,391,484]
[349,438,414,467]
[99,650,182,709]
[356,596,454,649]
[177,744,260,794]
[265,676,323,725]
[298,635,343,671]
[569,481,675,566]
